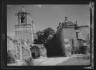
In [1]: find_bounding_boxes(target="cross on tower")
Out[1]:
[65,17,68,22]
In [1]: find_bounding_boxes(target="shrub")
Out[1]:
[23,57,33,66]
[74,40,88,54]
[7,50,15,64]
[7,50,15,63]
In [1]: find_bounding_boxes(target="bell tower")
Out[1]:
[16,6,30,24]
[15,7,35,46]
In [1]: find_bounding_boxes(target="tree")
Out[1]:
[34,30,45,44]
[34,27,55,44]
[43,28,55,39]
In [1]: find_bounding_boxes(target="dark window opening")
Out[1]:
[21,16,25,23]
[32,53,35,59]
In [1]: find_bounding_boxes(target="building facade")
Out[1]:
[15,7,35,60]
[56,17,89,56]
[14,7,47,60]
[15,7,35,46]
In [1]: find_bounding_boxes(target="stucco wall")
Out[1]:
[62,28,78,48]
[56,27,79,56]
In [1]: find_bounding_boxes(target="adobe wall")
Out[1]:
[56,27,79,56]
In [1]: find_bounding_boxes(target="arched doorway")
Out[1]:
[30,46,40,59]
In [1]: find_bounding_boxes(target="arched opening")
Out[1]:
[21,15,25,23]
[32,52,35,59]
[30,46,40,59]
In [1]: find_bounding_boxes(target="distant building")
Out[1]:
[56,17,89,56]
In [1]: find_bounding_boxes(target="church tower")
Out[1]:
[15,7,35,46]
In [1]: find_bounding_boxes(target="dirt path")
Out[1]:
[33,57,71,65]
[7,54,90,66]
[33,54,90,66]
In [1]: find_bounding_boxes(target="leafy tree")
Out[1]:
[34,30,45,44]
[34,27,55,44]
[43,27,55,39]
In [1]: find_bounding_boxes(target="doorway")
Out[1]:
[32,52,36,59]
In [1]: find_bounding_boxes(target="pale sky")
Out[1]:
[7,4,90,38]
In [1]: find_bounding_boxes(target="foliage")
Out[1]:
[7,50,15,64]
[34,31,45,44]
[23,57,33,66]
[34,27,55,44]
[74,40,88,54]
[43,27,55,39]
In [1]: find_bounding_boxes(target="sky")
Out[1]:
[7,4,90,38]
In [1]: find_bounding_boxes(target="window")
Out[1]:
[21,15,25,23]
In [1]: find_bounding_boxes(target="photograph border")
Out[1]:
[1,0,94,69]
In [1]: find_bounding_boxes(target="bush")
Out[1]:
[79,45,87,54]
[73,46,87,54]
[74,40,88,54]
[7,50,15,64]
[23,57,33,66]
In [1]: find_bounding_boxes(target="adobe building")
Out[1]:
[15,7,35,46]
[56,17,89,56]
[14,7,47,60]
[15,7,36,60]
[30,44,47,59]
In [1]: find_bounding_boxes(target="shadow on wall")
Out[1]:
[44,34,64,57]
[44,35,88,57]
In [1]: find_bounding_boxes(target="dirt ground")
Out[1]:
[7,54,90,66]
